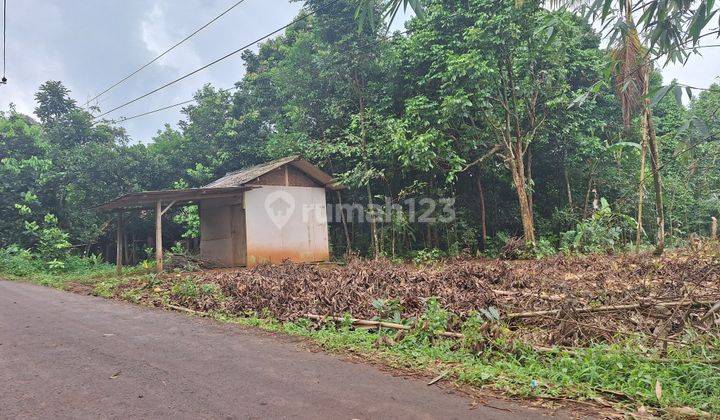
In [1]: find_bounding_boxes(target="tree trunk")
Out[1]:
[645,105,665,255]
[353,73,378,259]
[335,190,352,254]
[580,160,597,218]
[366,182,379,258]
[508,144,535,243]
[564,165,573,207]
[475,172,488,250]
[525,147,534,225]
[635,123,648,252]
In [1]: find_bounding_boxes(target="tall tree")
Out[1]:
[392,0,605,243]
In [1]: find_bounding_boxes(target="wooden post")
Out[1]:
[712,217,717,241]
[116,211,124,275]
[156,200,163,273]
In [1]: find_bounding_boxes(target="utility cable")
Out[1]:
[85,0,249,106]
[2,0,7,84]
[93,0,341,120]
[105,27,416,124]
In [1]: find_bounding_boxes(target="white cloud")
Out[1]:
[140,2,203,71]
[0,0,305,141]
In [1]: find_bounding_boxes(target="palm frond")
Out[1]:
[611,15,648,127]
[355,0,425,30]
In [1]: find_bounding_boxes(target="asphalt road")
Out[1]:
[0,280,571,419]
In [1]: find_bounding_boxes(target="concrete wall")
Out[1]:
[244,186,330,266]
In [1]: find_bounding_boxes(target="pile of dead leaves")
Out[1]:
[200,250,719,346]
[125,248,720,347]
[214,258,497,321]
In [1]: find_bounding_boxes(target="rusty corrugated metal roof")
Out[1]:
[204,155,343,190]
[95,156,343,211]
[204,156,299,188]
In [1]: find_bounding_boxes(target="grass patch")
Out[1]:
[0,247,146,290]
[208,311,720,416]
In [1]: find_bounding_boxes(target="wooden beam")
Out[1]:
[160,200,177,216]
[116,211,124,275]
[156,200,163,273]
[96,193,248,212]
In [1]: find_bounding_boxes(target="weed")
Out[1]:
[371,298,405,323]
[93,278,122,298]
[171,277,199,300]
[561,198,636,254]
[410,248,444,264]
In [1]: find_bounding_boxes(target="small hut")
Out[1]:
[97,156,343,272]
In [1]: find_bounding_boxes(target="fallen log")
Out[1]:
[492,289,564,301]
[506,300,717,319]
[305,313,720,364]
[158,306,719,364]
[305,314,464,338]
[166,304,207,316]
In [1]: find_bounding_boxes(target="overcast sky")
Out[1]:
[0,0,717,143]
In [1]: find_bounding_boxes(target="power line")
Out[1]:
[85,0,249,107]
[93,0,341,121]
[2,0,6,84]
[110,98,196,124]
[106,86,239,124]
[103,29,417,125]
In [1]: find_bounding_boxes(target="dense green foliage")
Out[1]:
[1,0,718,262]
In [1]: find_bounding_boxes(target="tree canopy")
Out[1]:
[0,0,718,265]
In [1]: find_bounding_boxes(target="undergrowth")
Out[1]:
[216,312,720,416]
[0,246,144,289]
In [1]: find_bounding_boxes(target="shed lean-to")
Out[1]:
[96,156,343,272]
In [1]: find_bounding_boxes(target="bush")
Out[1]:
[561,198,636,254]
[0,246,42,276]
[410,248,444,264]
[527,237,557,259]
[0,245,110,278]
[36,214,72,261]
[499,235,557,260]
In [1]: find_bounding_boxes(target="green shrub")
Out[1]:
[371,298,405,323]
[525,237,557,259]
[36,214,72,261]
[0,246,43,276]
[171,277,199,299]
[0,245,114,287]
[561,198,636,254]
[410,248,444,264]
